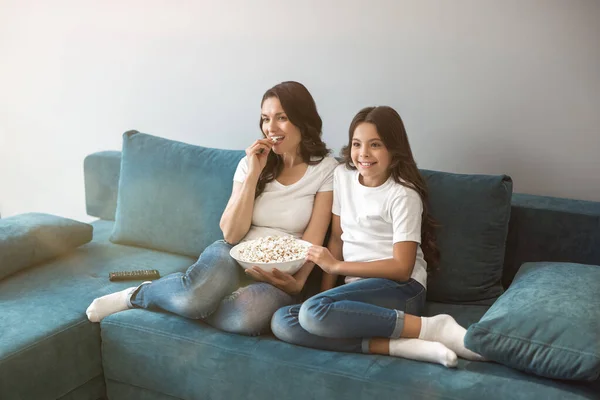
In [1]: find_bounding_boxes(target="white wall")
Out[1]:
[1,0,599,221]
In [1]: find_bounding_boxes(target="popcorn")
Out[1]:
[238,236,309,263]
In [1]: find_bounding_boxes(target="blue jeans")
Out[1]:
[271,278,426,353]
[130,240,295,336]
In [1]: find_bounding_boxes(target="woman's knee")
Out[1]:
[208,284,290,336]
[197,240,236,265]
[219,314,269,336]
[186,246,240,295]
[167,290,219,319]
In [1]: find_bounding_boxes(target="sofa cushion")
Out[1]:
[0,220,194,400]
[100,308,599,400]
[421,170,513,304]
[110,131,244,257]
[465,262,600,381]
[0,213,93,281]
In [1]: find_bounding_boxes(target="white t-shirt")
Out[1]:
[233,155,339,242]
[333,165,428,288]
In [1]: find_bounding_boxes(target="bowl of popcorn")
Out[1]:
[230,235,312,275]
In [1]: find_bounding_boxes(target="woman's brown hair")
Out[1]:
[256,81,330,197]
[341,106,441,269]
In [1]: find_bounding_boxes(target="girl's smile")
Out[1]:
[351,122,391,187]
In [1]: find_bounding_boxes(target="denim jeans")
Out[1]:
[271,278,426,353]
[130,240,295,336]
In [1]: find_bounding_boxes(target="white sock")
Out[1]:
[419,314,486,361]
[389,338,458,368]
[86,285,138,322]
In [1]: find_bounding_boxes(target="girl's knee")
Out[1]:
[271,306,300,341]
[298,296,333,336]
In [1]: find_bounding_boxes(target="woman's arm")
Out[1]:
[219,139,273,244]
[307,241,417,282]
[320,214,342,291]
[244,190,333,294]
[219,173,260,244]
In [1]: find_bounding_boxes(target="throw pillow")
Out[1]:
[0,213,93,280]
[422,170,513,304]
[110,131,244,257]
[465,262,600,381]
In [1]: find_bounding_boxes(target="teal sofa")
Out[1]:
[1,134,599,400]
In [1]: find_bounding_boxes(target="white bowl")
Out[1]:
[229,238,312,275]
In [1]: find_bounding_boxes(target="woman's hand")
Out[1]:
[306,245,341,274]
[246,138,273,174]
[245,267,302,295]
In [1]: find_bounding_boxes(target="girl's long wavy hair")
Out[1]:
[256,81,330,197]
[341,106,441,269]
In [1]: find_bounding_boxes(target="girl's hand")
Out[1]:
[246,139,273,174]
[306,246,340,274]
[245,267,302,295]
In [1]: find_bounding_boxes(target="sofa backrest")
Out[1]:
[84,151,121,221]
[503,193,600,286]
[84,150,600,293]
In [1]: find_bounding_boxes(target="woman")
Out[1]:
[86,81,339,336]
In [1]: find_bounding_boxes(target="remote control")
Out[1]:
[109,270,160,282]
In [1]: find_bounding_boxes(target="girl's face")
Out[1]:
[261,97,302,156]
[351,122,391,187]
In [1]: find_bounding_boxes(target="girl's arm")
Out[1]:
[307,241,417,283]
[244,190,333,294]
[333,241,417,281]
[320,214,342,292]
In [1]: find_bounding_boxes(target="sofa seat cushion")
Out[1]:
[101,307,598,400]
[465,262,600,381]
[0,220,194,400]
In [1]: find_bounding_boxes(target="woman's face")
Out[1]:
[261,97,302,156]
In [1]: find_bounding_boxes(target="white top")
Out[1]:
[333,165,428,288]
[233,155,339,242]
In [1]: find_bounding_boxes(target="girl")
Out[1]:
[271,106,484,367]
[86,81,339,336]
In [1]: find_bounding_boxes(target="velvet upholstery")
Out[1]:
[110,131,244,257]
[0,213,93,281]
[465,262,600,381]
[421,170,513,304]
[0,221,194,399]
[101,307,599,400]
[503,193,600,287]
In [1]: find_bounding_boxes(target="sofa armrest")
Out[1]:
[84,151,121,221]
[0,213,93,280]
[502,193,600,287]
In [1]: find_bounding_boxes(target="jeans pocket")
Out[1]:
[404,287,426,316]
